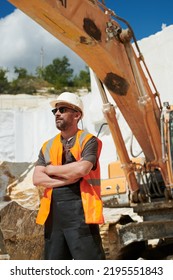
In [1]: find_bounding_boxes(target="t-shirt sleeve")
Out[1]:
[35,136,99,168]
[35,149,46,167]
[81,136,98,168]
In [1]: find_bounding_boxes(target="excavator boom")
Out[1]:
[8,1,159,157]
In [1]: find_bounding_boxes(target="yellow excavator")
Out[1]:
[8,0,173,259]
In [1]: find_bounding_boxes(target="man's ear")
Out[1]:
[74,112,82,122]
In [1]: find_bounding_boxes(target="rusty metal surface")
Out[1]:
[133,201,173,221]
[119,220,173,246]
[104,72,129,95]
[134,200,173,212]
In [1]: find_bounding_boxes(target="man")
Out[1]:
[33,92,105,260]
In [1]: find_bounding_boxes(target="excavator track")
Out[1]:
[99,222,120,260]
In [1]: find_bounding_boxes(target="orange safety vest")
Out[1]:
[36,129,104,225]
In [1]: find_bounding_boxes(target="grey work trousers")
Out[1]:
[44,185,105,260]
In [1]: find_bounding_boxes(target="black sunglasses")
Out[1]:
[52,106,77,115]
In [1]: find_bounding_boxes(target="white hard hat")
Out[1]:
[50,92,84,117]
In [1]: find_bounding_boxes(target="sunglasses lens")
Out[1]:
[59,107,66,113]
[52,107,67,115]
[52,108,57,115]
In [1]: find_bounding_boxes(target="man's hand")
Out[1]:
[44,160,93,180]
[33,159,93,189]
[45,164,56,176]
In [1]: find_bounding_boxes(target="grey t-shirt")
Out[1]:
[35,135,98,168]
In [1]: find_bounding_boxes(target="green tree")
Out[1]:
[10,66,36,95]
[0,68,9,93]
[14,66,28,79]
[42,56,74,89]
[73,66,90,90]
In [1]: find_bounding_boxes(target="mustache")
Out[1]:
[55,117,63,121]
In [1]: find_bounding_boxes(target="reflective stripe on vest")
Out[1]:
[36,130,104,225]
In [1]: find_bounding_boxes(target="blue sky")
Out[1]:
[1,0,173,40]
[106,0,173,39]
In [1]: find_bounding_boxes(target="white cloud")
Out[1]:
[161,23,167,30]
[0,9,86,80]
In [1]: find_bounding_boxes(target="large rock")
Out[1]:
[0,201,44,260]
[0,161,40,208]
[0,161,44,259]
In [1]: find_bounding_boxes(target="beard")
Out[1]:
[55,118,71,131]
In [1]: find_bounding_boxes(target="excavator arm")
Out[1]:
[7,1,159,157]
